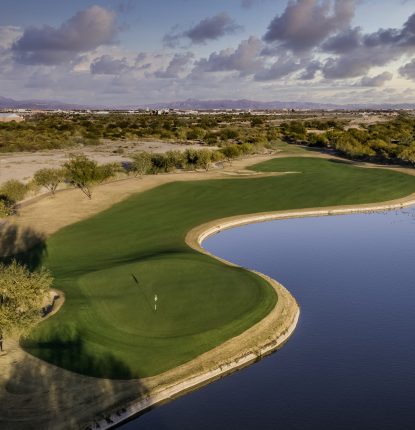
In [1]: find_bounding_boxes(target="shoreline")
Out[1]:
[90,233,300,430]
[2,153,415,429]
[90,190,415,429]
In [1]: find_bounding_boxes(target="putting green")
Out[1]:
[22,157,415,378]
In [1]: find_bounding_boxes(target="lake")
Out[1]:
[120,206,415,429]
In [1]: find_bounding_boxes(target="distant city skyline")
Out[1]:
[1,0,415,105]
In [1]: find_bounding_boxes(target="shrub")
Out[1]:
[220,128,239,141]
[184,149,200,169]
[239,143,254,155]
[186,127,206,140]
[96,163,119,183]
[150,153,168,174]
[196,149,213,171]
[251,117,264,127]
[221,144,241,163]
[131,152,152,177]
[164,150,184,171]
[0,196,16,217]
[211,150,225,163]
[0,179,28,202]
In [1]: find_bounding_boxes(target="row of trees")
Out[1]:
[0,143,254,214]
[129,148,217,176]
[0,155,120,216]
[128,144,254,176]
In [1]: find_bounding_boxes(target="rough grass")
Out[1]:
[22,157,415,378]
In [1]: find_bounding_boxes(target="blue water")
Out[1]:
[121,207,415,430]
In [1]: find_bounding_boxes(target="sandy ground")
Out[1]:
[0,139,214,185]
[1,151,415,429]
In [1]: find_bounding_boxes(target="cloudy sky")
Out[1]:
[1,0,415,106]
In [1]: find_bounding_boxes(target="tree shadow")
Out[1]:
[21,329,134,380]
[0,328,149,429]
[0,222,47,270]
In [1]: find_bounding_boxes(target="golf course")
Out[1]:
[21,157,415,379]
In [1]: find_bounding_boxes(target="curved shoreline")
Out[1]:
[90,226,300,430]
[2,154,415,429]
[90,190,415,429]
[190,195,415,246]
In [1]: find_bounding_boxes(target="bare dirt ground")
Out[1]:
[0,139,214,185]
[344,113,399,130]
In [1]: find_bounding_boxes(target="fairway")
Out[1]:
[22,157,415,378]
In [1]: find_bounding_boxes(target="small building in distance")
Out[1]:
[0,113,25,123]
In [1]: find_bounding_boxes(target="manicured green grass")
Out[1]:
[23,157,415,378]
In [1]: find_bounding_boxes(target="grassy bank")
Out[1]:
[23,157,415,378]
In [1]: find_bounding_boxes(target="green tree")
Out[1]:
[0,261,53,338]
[221,144,241,164]
[398,144,415,166]
[33,168,65,196]
[63,154,104,199]
[307,133,329,147]
[334,134,376,159]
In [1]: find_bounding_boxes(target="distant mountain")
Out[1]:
[0,96,92,110]
[141,98,415,111]
[144,98,343,110]
[1,95,415,111]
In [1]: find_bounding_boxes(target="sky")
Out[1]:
[1,0,415,106]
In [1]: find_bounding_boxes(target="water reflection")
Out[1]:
[121,206,415,430]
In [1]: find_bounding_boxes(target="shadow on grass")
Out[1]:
[0,222,47,270]
[22,328,134,380]
[0,328,148,429]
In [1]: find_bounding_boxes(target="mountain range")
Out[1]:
[0,96,87,110]
[1,96,414,111]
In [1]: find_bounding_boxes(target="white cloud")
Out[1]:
[12,6,117,65]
